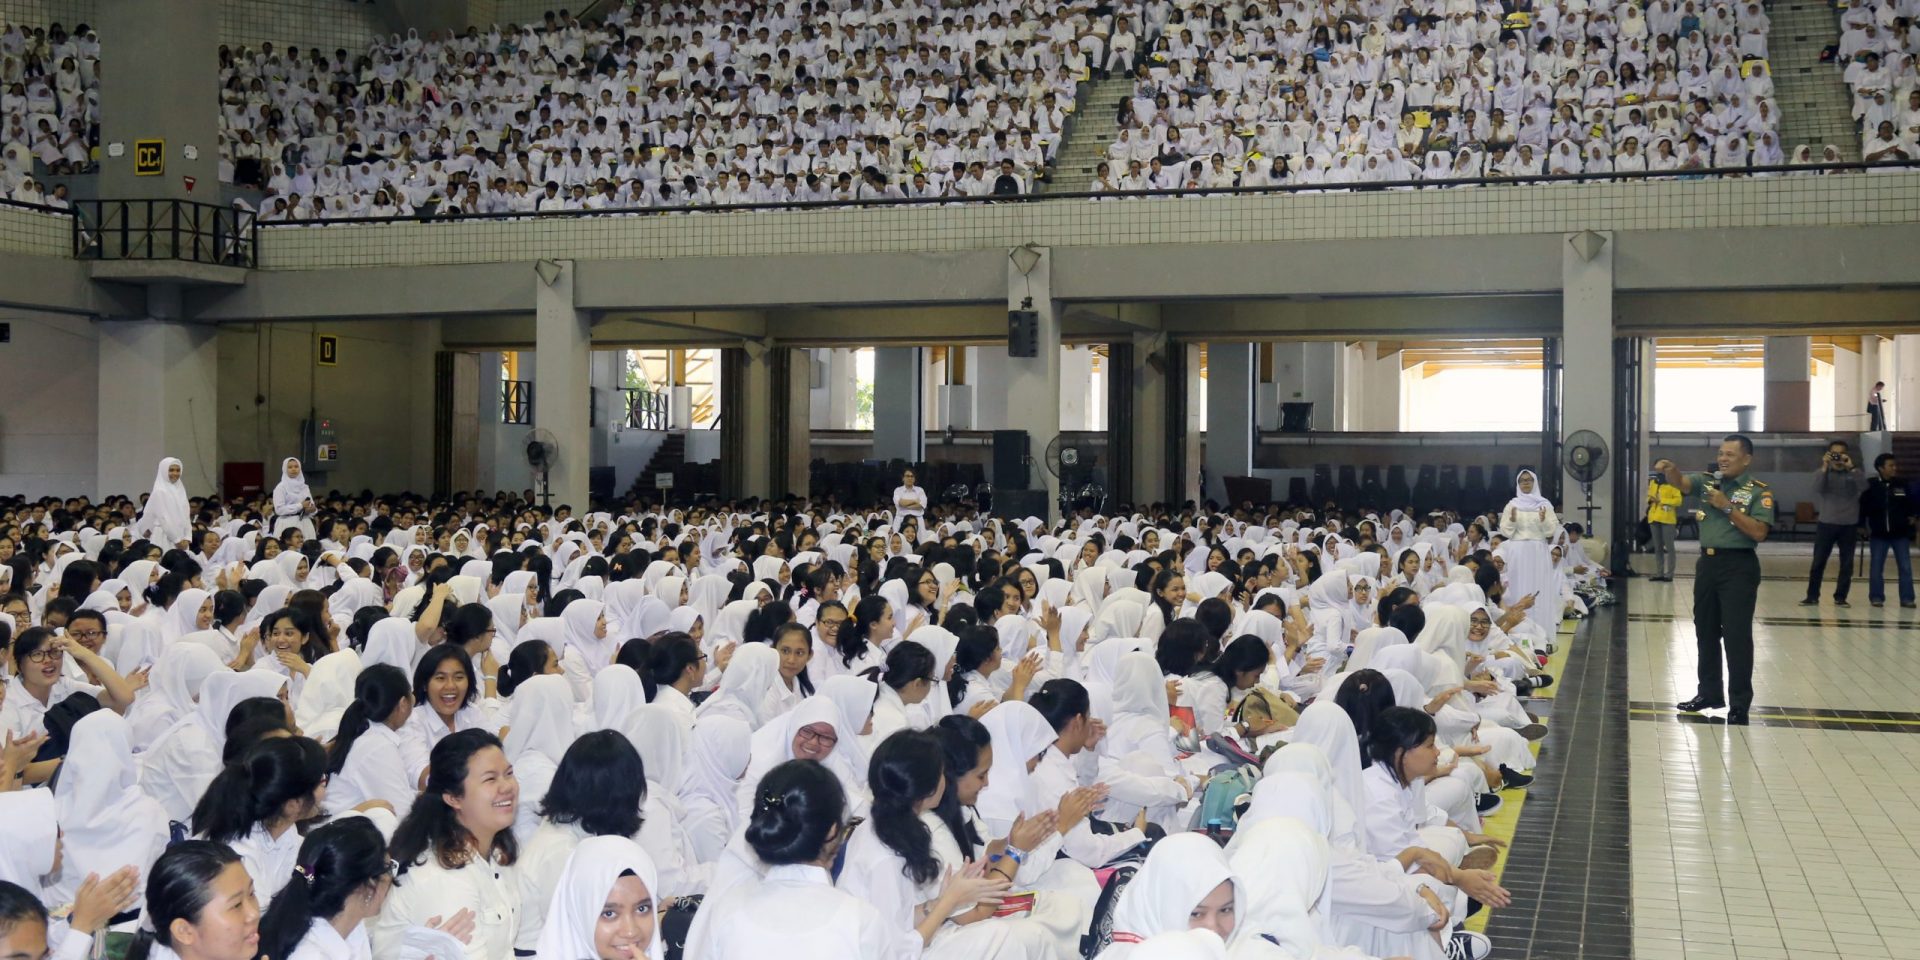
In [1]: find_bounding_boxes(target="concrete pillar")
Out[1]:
[1255,343,1281,432]
[1272,342,1342,431]
[1007,247,1062,511]
[1060,346,1096,431]
[96,311,218,502]
[1763,336,1812,432]
[1896,336,1920,431]
[98,0,220,202]
[1358,344,1403,431]
[590,349,622,469]
[1205,342,1255,507]
[1828,339,1869,434]
[1130,330,1170,505]
[1562,230,1616,541]
[534,260,591,511]
[1182,346,1205,506]
[806,348,856,430]
[784,349,813,497]
[872,347,925,463]
[972,346,1012,430]
[1635,338,1656,496]
[408,320,442,493]
[732,344,776,500]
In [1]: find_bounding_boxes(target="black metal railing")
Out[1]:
[623,388,669,430]
[501,379,533,425]
[73,199,257,267]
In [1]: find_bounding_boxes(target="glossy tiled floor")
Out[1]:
[1626,571,1920,960]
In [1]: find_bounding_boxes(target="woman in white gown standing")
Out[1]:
[1496,470,1561,636]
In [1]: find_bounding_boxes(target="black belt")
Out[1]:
[514,951,535,957]
[1700,547,1754,556]
[109,908,140,926]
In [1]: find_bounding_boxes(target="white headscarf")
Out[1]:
[976,701,1058,824]
[1227,819,1336,960]
[1109,833,1241,944]
[51,711,169,910]
[295,649,362,741]
[559,598,614,670]
[1510,470,1551,511]
[1280,703,1372,855]
[124,643,225,751]
[503,674,577,767]
[137,457,191,546]
[274,457,312,511]
[679,715,753,832]
[534,835,665,960]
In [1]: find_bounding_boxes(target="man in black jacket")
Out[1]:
[1860,453,1916,607]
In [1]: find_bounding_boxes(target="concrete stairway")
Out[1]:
[1769,0,1860,159]
[1045,76,1138,193]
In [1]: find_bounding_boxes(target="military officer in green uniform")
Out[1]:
[1655,434,1775,725]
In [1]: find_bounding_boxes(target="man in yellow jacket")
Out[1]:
[1646,474,1684,581]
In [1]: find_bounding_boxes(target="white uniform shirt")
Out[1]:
[891,484,928,517]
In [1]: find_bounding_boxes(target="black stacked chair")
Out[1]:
[1412,465,1439,512]
[1385,465,1412,507]
[1360,466,1386,507]
[1437,465,1462,510]
[1310,464,1335,508]
[1336,465,1360,512]
[1287,476,1309,506]
[1461,466,1487,518]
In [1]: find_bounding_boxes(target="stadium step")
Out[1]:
[1046,75,1139,193]
[1771,0,1860,160]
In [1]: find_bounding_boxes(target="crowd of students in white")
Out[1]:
[1837,0,1920,163]
[0,456,1620,960]
[7,0,1912,221]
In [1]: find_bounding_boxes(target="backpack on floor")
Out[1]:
[1080,864,1139,958]
[1187,765,1259,840]
[661,895,703,960]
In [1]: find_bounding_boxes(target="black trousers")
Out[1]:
[1805,521,1857,601]
[1694,549,1760,710]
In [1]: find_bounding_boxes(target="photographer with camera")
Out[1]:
[1802,440,1864,607]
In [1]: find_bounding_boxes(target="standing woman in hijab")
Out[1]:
[273,458,316,539]
[1496,470,1561,635]
[136,457,193,549]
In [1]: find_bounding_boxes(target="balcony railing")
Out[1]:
[501,379,533,425]
[73,199,257,267]
[623,388,669,430]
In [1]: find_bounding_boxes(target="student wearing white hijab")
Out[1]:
[1095,833,1240,960]
[1496,470,1561,635]
[272,457,317,538]
[124,642,225,754]
[535,836,663,960]
[136,457,193,548]
[501,675,577,845]
[1099,653,1197,827]
[1225,818,1370,960]
[733,677,877,821]
[678,715,754,864]
[48,711,169,926]
[697,643,782,730]
[140,669,289,822]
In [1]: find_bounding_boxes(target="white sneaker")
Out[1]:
[1446,930,1492,960]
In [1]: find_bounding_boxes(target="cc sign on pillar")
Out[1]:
[133,139,164,175]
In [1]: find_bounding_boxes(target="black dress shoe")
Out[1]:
[1677,695,1726,712]
[1726,708,1749,726]
[1498,764,1535,788]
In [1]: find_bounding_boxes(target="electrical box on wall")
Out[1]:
[301,416,339,476]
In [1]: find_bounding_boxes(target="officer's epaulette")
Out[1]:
[1750,479,1769,488]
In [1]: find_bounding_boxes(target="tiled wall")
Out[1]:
[0,0,387,52]
[0,202,72,257]
[256,173,1920,271]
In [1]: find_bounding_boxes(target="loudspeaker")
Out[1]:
[993,488,1051,521]
[992,430,1030,489]
[1007,310,1040,358]
[1280,402,1315,432]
